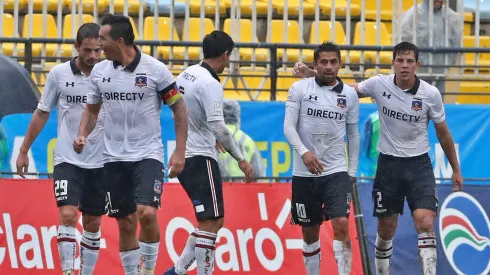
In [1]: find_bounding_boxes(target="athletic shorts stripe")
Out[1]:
[206,159,219,216]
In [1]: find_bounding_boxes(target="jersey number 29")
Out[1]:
[54,180,68,197]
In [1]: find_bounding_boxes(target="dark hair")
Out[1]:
[393,42,419,61]
[202,30,235,59]
[100,14,134,45]
[76,23,100,45]
[314,41,341,62]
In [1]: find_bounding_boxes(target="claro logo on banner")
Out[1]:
[439,192,490,275]
[0,180,362,274]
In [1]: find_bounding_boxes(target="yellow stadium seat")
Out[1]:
[128,17,140,40]
[305,0,360,17]
[364,68,393,77]
[223,0,268,16]
[3,0,27,11]
[64,0,107,12]
[338,69,357,85]
[223,19,268,62]
[309,21,361,64]
[276,68,300,101]
[113,0,144,14]
[142,17,180,59]
[2,14,42,57]
[63,14,95,38]
[259,0,316,16]
[177,0,226,15]
[234,67,271,101]
[23,14,69,57]
[351,0,392,20]
[32,0,61,12]
[458,82,490,104]
[31,72,39,85]
[464,12,474,23]
[463,36,490,69]
[353,22,392,65]
[464,23,471,36]
[174,18,215,61]
[269,20,314,63]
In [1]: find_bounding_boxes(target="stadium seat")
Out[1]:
[338,69,357,85]
[223,0,269,16]
[351,0,392,20]
[259,0,316,16]
[142,16,180,59]
[223,19,268,62]
[276,68,299,101]
[64,0,107,12]
[167,64,185,77]
[309,21,361,64]
[174,18,215,61]
[305,0,361,17]
[3,0,26,11]
[177,0,226,15]
[145,0,186,15]
[458,82,490,104]
[233,66,271,101]
[23,14,68,57]
[353,22,392,65]
[112,0,145,14]
[269,20,314,63]
[463,36,490,70]
[128,17,140,40]
[63,14,95,38]
[402,0,422,11]
[364,68,393,76]
[32,0,61,12]
[1,14,41,57]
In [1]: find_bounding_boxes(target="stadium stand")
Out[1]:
[0,0,488,103]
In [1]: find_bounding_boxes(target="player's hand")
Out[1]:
[168,150,185,178]
[349,176,357,185]
[73,136,86,154]
[302,152,324,175]
[216,142,225,153]
[16,152,29,178]
[238,160,254,183]
[452,171,463,192]
[293,62,317,78]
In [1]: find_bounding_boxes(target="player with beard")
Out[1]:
[17,23,105,275]
[284,41,360,275]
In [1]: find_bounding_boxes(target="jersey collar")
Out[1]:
[314,76,344,93]
[393,74,421,95]
[199,60,220,82]
[69,57,82,75]
[112,46,141,72]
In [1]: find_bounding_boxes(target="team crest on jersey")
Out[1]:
[337,97,347,109]
[412,98,423,111]
[135,76,148,88]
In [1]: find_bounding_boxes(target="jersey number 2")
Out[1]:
[376,192,383,208]
[54,180,68,197]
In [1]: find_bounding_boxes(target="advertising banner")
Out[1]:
[358,183,490,275]
[0,179,362,275]
[1,103,489,181]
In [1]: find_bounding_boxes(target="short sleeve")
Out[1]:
[285,82,302,109]
[87,68,102,104]
[347,90,360,124]
[358,75,380,97]
[201,81,225,122]
[155,61,176,93]
[429,90,446,124]
[37,70,60,112]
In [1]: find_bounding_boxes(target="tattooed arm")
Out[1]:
[74,103,101,154]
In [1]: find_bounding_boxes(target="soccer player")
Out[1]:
[16,23,105,275]
[164,30,254,275]
[284,41,360,275]
[73,14,188,275]
[293,41,463,275]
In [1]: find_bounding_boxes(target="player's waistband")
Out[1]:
[379,152,430,161]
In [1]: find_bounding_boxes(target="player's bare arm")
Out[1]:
[16,108,50,178]
[74,102,101,154]
[434,120,463,191]
[168,97,188,178]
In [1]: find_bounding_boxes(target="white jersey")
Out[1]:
[358,74,446,157]
[38,58,104,169]
[176,62,224,161]
[286,77,359,177]
[86,48,175,163]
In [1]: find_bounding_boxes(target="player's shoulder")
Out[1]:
[339,80,357,95]
[48,60,71,75]
[140,53,169,71]
[417,78,442,100]
[92,60,112,74]
[291,77,314,91]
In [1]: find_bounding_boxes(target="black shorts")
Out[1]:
[178,156,224,221]
[103,159,165,218]
[291,172,353,226]
[372,153,438,217]
[53,163,106,216]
